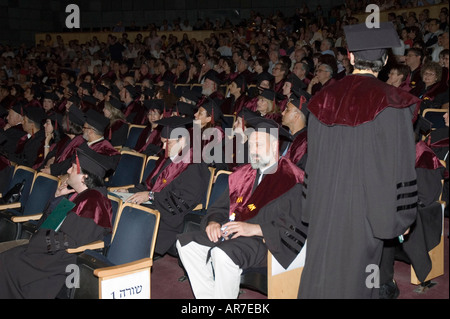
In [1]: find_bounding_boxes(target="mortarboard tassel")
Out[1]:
[164,127,169,159]
[75,151,81,174]
[109,127,112,140]
[299,95,307,110]
[54,118,58,131]
[242,113,245,132]
[211,106,215,126]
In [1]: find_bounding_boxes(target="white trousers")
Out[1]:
[176,240,243,299]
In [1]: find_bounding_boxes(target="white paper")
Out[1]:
[271,240,307,276]
[100,268,151,299]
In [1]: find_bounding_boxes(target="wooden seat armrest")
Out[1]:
[94,257,153,279]
[108,185,135,192]
[0,202,21,210]
[11,213,43,223]
[66,240,105,254]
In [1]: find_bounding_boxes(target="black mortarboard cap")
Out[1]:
[245,116,292,141]
[256,72,274,86]
[142,87,155,99]
[413,114,433,136]
[233,75,248,93]
[95,84,110,96]
[344,22,401,61]
[201,98,223,123]
[175,101,195,118]
[82,95,98,106]
[155,116,192,139]
[124,85,137,98]
[67,83,78,94]
[108,97,125,111]
[259,89,277,101]
[11,101,26,116]
[143,99,165,112]
[68,94,81,106]
[84,109,109,133]
[47,112,63,129]
[204,70,223,85]
[286,73,306,90]
[75,143,109,178]
[24,106,46,125]
[79,82,94,94]
[162,81,177,97]
[43,91,59,101]
[68,105,86,126]
[288,94,309,119]
[180,88,201,104]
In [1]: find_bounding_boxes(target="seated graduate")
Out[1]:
[47,108,121,179]
[35,112,70,171]
[280,92,309,170]
[6,106,47,168]
[0,143,113,299]
[0,102,27,187]
[0,101,26,157]
[220,75,250,116]
[114,116,210,256]
[194,98,228,170]
[131,99,164,156]
[278,72,310,112]
[223,107,259,171]
[40,105,86,176]
[103,97,128,148]
[176,117,307,299]
[172,100,195,119]
[256,88,282,124]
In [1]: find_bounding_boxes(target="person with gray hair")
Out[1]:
[306,63,334,96]
[177,117,306,299]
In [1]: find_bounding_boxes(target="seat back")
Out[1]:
[207,170,231,208]
[106,203,160,265]
[5,166,36,209]
[124,124,146,149]
[104,194,123,247]
[423,108,447,129]
[141,156,159,183]
[106,151,146,187]
[22,172,60,216]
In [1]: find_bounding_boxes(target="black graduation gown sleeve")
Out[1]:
[0,212,107,299]
[0,126,26,156]
[6,130,45,168]
[143,162,210,254]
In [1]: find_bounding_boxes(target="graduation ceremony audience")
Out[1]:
[0,0,448,299]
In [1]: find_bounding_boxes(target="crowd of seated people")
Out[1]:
[0,1,448,299]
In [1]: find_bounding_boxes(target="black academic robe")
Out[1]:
[298,74,421,299]
[0,124,27,158]
[178,158,307,270]
[50,138,120,177]
[49,135,85,176]
[130,152,210,255]
[7,130,46,168]
[284,128,308,170]
[105,119,128,148]
[0,187,112,299]
[133,126,162,156]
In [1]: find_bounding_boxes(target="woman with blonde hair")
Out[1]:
[103,97,128,148]
[256,89,281,124]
